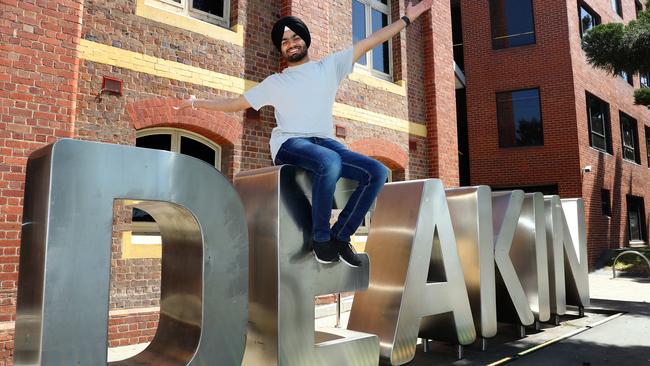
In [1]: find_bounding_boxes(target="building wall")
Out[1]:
[0,0,451,362]
[462,0,583,200]
[568,0,650,265]
[462,0,650,268]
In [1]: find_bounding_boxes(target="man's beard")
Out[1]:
[286,47,308,62]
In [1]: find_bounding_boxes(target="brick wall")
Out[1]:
[0,0,84,363]
[0,0,440,362]
[462,0,650,268]
[568,0,650,265]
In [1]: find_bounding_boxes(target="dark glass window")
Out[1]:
[627,195,646,243]
[586,92,612,153]
[371,8,390,74]
[620,112,640,163]
[352,0,392,77]
[352,0,367,66]
[452,1,464,71]
[641,73,649,88]
[497,88,543,147]
[489,0,536,49]
[612,0,623,17]
[602,189,611,216]
[180,136,216,166]
[646,126,650,167]
[192,0,225,18]
[136,133,172,151]
[579,2,601,38]
[619,71,634,86]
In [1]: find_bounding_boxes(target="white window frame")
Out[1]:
[353,0,394,81]
[131,128,222,238]
[145,0,230,28]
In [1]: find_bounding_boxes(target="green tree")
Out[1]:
[582,0,650,107]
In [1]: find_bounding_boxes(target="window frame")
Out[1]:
[586,92,613,154]
[645,125,650,167]
[619,112,640,164]
[145,0,230,28]
[626,195,646,244]
[352,0,394,81]
[601,189,611,217]
[132,128,222,237]
[489,0,537,50]
[612,0,623,18]
[578,2,601,38]
[496,87,544,148]
[640,73,649,88]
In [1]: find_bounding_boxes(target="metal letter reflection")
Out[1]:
[348,179,475,365]
[235,166,380,366]
[14,139,248,366]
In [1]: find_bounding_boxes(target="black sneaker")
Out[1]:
[313,241,340,264]
[334,239,363,267]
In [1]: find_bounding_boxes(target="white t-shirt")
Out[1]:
[243,46,354,161]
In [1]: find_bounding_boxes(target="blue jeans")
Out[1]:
[274,137,388,243]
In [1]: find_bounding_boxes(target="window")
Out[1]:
[586,92,613,153]
[146,0,230,28]
[489,0,536,49]
[645,126,650,167]
[619,71,634,86]
[353,0,392,79]
[497,88,543,147]
[612,0,623,17]
[636,0,644,18]
[641,73,649,88]
[620,112,640,163]
[579,2,601,38]
[602,189,611,217]
[627,195,646,243]
[132,128,222,236]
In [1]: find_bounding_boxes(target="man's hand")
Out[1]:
[353,0,434,63]
[405,0,433,23]
[172,95,197,110]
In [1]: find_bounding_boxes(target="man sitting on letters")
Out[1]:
[176,0,434,266]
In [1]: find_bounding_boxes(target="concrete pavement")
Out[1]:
[108,271,650,365]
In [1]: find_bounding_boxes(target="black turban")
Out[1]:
[271,16,311,51]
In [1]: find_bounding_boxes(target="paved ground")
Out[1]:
[108,270,650,365]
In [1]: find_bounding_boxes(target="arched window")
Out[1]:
[124,129,221,257]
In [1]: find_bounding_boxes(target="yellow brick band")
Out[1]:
[334,103,427,137]
[348,71,407,96]
[136,0,244,46]
[78,40,427,137]
[79,39,256,94]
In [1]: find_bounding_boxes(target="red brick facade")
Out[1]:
[461,0,650,267]
[0,0,449,362]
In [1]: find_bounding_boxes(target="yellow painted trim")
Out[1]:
[79,39,256,94]
[78,40,427,137]
[333,103,427,137]
[348,72,407,96]
[135,0,244,46]
[121,231,162,259]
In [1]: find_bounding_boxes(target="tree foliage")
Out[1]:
[582,1,650,107]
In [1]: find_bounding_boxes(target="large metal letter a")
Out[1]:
[348,179,475,365]
[14,139,248,365]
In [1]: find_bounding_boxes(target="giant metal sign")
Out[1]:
[14,140,590,366]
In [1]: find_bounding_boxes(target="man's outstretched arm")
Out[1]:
[174,95,251,113]
[352,0,433,63]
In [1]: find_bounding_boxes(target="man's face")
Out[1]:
[280,29,308,63]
